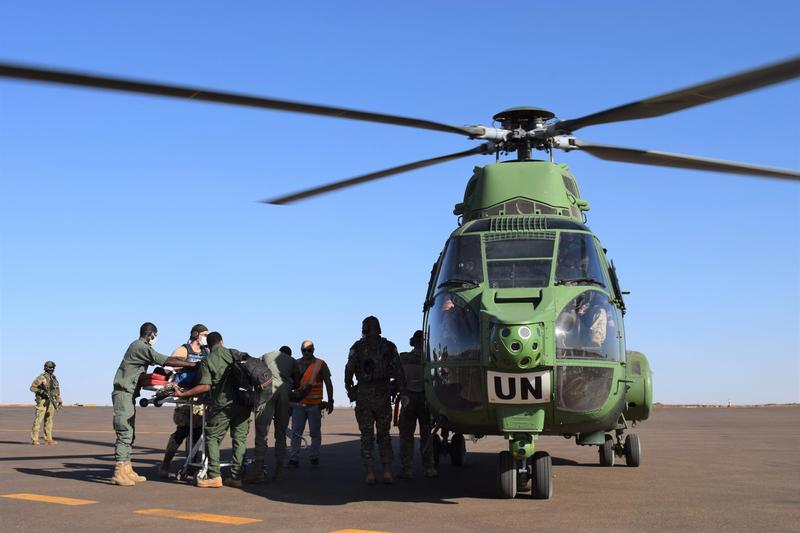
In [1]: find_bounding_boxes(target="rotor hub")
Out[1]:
[493,107,555,132]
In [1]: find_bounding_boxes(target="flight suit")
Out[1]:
[254,350,298,468]
[112,338,169,462]
[30,372,61,443]
[398,349,435,472]
[345,337,405,467]
[198,345,251,481]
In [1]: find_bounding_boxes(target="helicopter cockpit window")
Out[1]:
[427,292,480,361]
[435,235,484,289]
[555,232,607,289]
[555,290,621,361]
[485,236,554,289]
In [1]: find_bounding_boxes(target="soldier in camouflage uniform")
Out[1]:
[345,316,405,484]
[30,360,62,445]
[398,330,437,479]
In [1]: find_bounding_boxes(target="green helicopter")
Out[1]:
[1,56,798,500]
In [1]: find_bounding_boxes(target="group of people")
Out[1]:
[50,316,438,488]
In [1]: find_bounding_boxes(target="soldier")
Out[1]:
[111,322,196,487]
[158,324,210,478]
[249,346,300,482]
[398,330,437,479]
[174,331,250,488]
[345,316,405,484]
[30,361,62,445]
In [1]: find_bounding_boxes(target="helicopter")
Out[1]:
[1,57,798,500]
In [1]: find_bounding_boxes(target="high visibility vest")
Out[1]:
[300,358,325,405]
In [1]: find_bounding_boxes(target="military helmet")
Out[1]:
[44,361,56,370]
[410,329,423,347]
[362,315,382,335]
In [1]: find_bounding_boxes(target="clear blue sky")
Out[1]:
[1,1,798,405]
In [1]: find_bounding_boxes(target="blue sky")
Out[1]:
[1,1,798,405]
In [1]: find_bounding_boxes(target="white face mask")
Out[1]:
[149,335,157,346]
[199,335,208,347]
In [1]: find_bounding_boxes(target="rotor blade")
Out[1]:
[552,56,800,134]
[263,144,492,204]
[571,139,800,181]
[0,62,480,137]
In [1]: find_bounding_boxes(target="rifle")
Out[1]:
[38,383,61,410]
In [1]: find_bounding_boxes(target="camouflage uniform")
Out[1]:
[345,336,404,467]
[30,372,61,443]
[398,349,435,472]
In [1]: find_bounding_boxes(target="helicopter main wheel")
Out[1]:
[497,451,517,499]
[450,433,466,466]
[431,434,443,467]
[599,434,615,466]
[138,398,149,408]
[532,451,553,500]
[624,434,641,467]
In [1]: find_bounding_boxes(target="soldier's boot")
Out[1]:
[111,462,136,486]
[382,463,394,484]
[272,462,284,480]
[45,440,57,445]
[246,460,266,483]
[196,476,223,488]
[158,437,180,478]
[125,462,147,482]
[31,440,40,446]
[364,463,376,485]
[398,463,413,479]
[424,466,439,478]
[223,478,243,488]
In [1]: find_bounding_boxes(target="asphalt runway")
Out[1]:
[0,405,798,532]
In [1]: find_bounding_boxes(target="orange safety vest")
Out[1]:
[300,358,325,405]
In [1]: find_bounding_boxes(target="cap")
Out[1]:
[190,324,209,337]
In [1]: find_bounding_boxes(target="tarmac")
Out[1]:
[0,405,798,532]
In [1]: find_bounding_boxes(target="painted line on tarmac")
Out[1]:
[135,508,262,525]
[1,493,98,506]
[330,530,391,533]
[0,429,171,435]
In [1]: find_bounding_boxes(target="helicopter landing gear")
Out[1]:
[531,451,553,499]
[430,429,467,467]
[599,434,615,466]
[624,434,641,467]
[497,451,516,499]
[449,433,466,466]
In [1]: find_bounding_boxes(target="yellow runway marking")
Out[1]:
[135,508,262,525]
[331,530,391,533]
[1,493,97,506]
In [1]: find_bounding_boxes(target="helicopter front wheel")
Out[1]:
[497,451,517,499]
[599,434,615,466]
[624,434,641,467]
[532,451,553,499]
[449,433,466,466]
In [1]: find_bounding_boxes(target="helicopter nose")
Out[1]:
[491,323,543,370]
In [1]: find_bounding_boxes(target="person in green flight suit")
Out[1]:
[30,360,62,445]
[111,322,197,487]
[174,331,251,488]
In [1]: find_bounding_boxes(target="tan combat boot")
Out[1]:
[112,462,136,486]
[382,463,394,484]
[45,440,57,445]
[365,463,376,485]
[124,462,147,482]
[196,476,223,488]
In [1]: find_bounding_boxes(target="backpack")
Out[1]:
[227,351,273,411]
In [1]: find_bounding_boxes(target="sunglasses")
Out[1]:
[301,348,314,353]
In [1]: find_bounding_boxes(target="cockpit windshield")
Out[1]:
[435,235,484,290]
[554,232,607,288]
[486,236,554,288]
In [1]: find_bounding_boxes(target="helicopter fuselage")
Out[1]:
[422,161,653,458]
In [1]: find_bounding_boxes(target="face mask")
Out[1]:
[199,335,208,347]
[149,335,157,346]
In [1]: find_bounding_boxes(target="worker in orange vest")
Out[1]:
[288,340,334,468]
